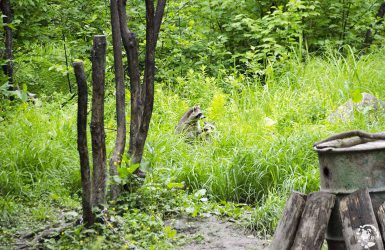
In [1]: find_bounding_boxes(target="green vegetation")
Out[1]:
[1,0,385,248]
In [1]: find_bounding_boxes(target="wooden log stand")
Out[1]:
[271,189,385,250]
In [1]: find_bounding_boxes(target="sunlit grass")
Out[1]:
[1,47,385,237]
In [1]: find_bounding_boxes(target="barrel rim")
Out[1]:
[314,140,385,153]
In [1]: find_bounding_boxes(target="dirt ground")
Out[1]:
[165,216,270,250]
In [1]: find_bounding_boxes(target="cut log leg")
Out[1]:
[270,192,307,250]
[339,188,384,250]
[377,202,385,244]
[291,192,335,250]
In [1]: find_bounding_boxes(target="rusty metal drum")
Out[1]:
[314,134,385,250]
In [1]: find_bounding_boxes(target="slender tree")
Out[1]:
[75,0,167,222]
[0,0,13,88]
[117,0,166,168]
[109,0,126,200]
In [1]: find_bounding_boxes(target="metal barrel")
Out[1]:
[314,138,385,250]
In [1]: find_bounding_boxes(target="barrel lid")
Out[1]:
[314,137,385,152]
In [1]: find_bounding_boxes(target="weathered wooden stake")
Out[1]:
[377,202,385,243]
[340,188,384,250]
[270,192,307,250]
[291,192,335,250]
[90,35,107,206]
[73,61,94,226]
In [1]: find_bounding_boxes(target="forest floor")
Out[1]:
[167,215,269,250]
[9,210,270,249]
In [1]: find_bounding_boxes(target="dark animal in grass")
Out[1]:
[175,106,216,141]
[199,121,216,141]
[175,106,205,139]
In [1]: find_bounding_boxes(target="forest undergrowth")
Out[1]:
[1,46,385,248]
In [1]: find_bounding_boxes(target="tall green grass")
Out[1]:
[1,48,385,235]
[0,100,79,198]
[146,47,385,232]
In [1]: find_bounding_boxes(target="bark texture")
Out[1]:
[73,61,94,226]
[0,0,13,87]
[118,0,141,163]
[118,0,166,165]
[291,192,335,250]
[90,35,107,206]
[339,189,384,250]
[377,202,385,243]
[109,0,126,200]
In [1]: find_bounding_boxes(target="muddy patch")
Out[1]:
[166,216,269,250]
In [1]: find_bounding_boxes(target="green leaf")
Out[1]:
[352,90,362,103]
[112,175,122,184]
[127,163,140,174]
[0,82,9,92]
[185,207,195,214]
[194,189,207,198]
[5,23,15,30]
[118,163,140,178]
[10,89,28,102]
[166,182,185,189]
[164,226,177,239]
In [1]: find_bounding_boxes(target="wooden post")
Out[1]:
[91,35,107,206]
[339,188,384,250]
[377,202,385,243]
[270,192,306,250]
[73,61,94,226]
[291,192,335,250]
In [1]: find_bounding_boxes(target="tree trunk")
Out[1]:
[117,0,142,164]
[0,0,13,88]
[118,0,166,166]
[109,0,126,200]
[133,0,166,164]
[363,3,385,49]
[73,61,94,226]
[90,35,107,206]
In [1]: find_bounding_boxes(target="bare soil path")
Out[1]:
[166,216,270,250]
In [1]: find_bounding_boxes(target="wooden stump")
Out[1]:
[270,192,307,250]
[339,188,384,250]
[377,202,385,243]
[291,192,335,250]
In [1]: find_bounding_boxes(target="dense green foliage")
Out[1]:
[1,0,385,248]
[3,0,385,96]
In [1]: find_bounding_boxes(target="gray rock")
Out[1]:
[328,93,385,123]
